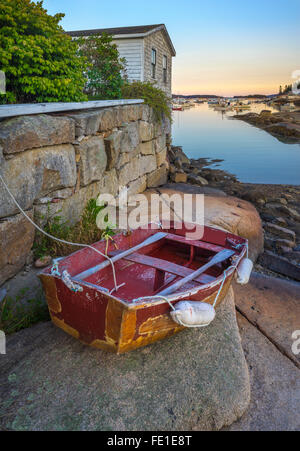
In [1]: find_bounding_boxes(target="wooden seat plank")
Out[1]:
[109,251,215,285]
[74,232,167,281]
[158,248,235,296]
[165,233,225,253]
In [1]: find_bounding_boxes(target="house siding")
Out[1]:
[113,38,143,83]
[143,30,173,96]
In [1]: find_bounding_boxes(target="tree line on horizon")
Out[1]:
[278,83,300,95]
[172,94,269,99]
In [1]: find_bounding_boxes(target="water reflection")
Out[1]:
[172,103,300,185]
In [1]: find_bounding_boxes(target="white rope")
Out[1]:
[212,265,236,308]
[62,270,83,293]
[149,220,163,229]
[0,173,120,292]
[234,242,249,259]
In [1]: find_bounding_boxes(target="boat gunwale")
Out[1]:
[39,223,248,309]
[39,244,247,310]
[127,245,246,308]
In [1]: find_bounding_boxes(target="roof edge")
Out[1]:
[66,24,176,57]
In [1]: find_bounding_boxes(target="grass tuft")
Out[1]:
[0,288,49,335]
[33,198,113,258]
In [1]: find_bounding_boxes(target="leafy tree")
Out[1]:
[0,0,87,104]
[78,33,126,100]
[282,84,292,94]
[121,81,172,122]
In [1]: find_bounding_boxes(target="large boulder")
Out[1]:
[0,115,75,154]
[120,183,264,261]
[34,169,120,228]
[66,110,103,137]
[34,180,103,227]
[161,183,227,197]
[139,141,155,156]
[77,136,107,187]
[0,144,77,219]
[0,287,250,431]
[154,134,167,154]
[66,105,146,138]
[147,164,168,188]
[234,273,300,368]
[104,130,123,170]
[228,312,300,431]
[137,186,264,261]
[120,122,140,153]
[127,176,147,196]
[0,211,35,285]
[118,157,140,186]
[204,195,264,261]
[156,148,167,166]
[139,155,157,177]
[139,120,154,142]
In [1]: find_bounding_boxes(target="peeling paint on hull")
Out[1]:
[39,222,247,354]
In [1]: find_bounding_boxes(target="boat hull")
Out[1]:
[40,270,234,354]
[39,223,247,354]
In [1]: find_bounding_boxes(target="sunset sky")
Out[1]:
[43,0,300,96]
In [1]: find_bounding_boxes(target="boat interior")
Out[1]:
[71,227,245,303]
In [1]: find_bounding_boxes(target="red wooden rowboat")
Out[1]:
[39,222,248,354]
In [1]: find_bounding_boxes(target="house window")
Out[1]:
[163,55,167,83]
[151,49,156,79]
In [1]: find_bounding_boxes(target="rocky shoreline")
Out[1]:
[168,146,300,281]
[233,110,300,143]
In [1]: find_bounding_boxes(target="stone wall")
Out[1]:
[0,102,171,285]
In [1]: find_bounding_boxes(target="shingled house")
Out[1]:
[67,24,176,96]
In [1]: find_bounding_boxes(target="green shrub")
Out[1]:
[33,199,111,258]
[0,288,49,335]
[0,0,87,104]
[78,33,126,100]
[121,81,172,122]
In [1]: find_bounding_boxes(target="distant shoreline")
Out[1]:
[172,94,276,99]
[234,110,300,144]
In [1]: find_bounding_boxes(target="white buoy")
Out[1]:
[236,258,253,285]
[170,301,216,327]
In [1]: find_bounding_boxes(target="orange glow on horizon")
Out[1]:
[172,72,294,97]
[172,48,298,97]
[172,82,281,97]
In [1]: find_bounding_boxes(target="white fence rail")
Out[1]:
[0,99,144,119]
